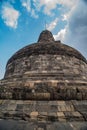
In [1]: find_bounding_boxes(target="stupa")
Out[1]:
[0,30,87,130]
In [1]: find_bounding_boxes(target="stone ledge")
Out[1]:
[0,100,87,122]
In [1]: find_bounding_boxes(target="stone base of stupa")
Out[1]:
[0,100,87,130]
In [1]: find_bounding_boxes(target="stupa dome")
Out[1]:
[0,30,87,100]
[0,30,87,128]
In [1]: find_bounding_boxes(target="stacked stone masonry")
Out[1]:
[0,100,87,122]
[0,30,87,129]
[0,54,87,100]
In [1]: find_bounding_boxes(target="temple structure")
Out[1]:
[0,30,87,130]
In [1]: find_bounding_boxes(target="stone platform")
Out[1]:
[0,100,87,129]
[0,120,87,130]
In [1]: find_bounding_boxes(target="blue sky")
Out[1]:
[0,0,87,79]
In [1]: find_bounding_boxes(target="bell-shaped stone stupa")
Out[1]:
[0,30,87,130]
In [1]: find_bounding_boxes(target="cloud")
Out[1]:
[63,0,87,58]
[21,0,38,18]
[52,0,87,58]
[54,28,66,42]
[62,11,72,21]
[33,0,78,16]
[1,3,20,29]
[21,0,31,12]
[47,18,58,31]
[20,0,78,19]
[83,0,87,3]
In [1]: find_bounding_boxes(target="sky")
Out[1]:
[0,0,87,79]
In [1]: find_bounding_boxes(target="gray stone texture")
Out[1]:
[0,30,87,129]
[0,54,87,100]
[0,100,87,122]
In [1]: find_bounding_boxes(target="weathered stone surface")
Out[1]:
[0,120,87,130]
[0,100,87,122]
[0,30,87,129]
[38,30,55,43]
[0,54,87,100]
[0,31,87,100]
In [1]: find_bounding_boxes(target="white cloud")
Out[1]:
[1,3,20,29]
[20,0,78,19]
[62,3,77,22]
[54,28,66,42]
[57,0,78,8]
[62,13,70,21]
[21,0,31,12]
[47,18,58,31]
[33,0,78,16]
[21,0,38,18]
[33,0,58,15]
[64,0,87,58]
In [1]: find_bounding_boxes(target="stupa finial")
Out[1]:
[38,30,55,43]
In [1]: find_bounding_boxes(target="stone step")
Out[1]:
[0,100,86,122]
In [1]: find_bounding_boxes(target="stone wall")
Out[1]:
[0,100,87,122]
[0,79,87,100]
[0,54,87,100]
[5,54,87,80]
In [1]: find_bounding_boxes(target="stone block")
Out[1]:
[72,111,82,117]
[77,93,82,100]
[0,100,2,104]
[57,101,65,105]
[47,112,58,121]
[57,112,66,121]
[30,112,38,119]
[38,112,47,121]
[65,105,75,112]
